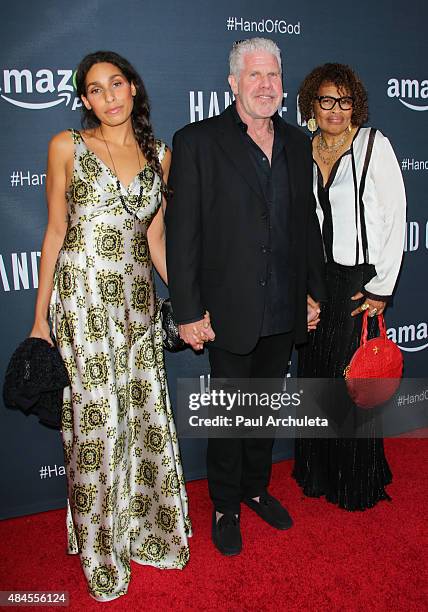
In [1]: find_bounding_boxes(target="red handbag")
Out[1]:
[344,312,403,409]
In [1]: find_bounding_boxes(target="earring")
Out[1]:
[348,124,352,132]
[307,113,318,133]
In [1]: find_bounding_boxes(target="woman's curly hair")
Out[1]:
[75,51,167,196]
[298,63,369,127]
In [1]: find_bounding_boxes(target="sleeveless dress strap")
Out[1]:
[68,128,83,145]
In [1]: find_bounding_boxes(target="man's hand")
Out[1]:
[179,311,215,351]
[351,292,386,317]
[307,294,321,331]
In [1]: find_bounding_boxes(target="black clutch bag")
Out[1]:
[158,298,186,352]
[3,337,70,429]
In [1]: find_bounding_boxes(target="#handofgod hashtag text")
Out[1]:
[39,464,66,479]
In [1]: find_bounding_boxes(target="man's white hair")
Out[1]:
[229,37,282,79]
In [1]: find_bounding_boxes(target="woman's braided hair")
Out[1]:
[75,50,167,196]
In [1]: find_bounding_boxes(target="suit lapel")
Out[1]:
[213,107,266,202]
[213,108,303,208]
[275,119,298,204]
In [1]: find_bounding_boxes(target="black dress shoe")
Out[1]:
[243,493,293,530]
[212,511,242,556]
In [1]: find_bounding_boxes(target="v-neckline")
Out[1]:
[314,127,361,190]
[77,130,148,192]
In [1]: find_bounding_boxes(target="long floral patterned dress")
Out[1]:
[50,129,190,601]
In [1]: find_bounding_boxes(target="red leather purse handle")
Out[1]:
[360,312,387,346]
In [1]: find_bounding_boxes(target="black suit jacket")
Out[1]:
[166,105,326,354]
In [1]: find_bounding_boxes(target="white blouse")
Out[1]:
[313,127,406,298]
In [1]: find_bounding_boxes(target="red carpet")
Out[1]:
[0,439,427,611]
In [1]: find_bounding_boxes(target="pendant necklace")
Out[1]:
[99,126,144,216]
[317,129,350,166]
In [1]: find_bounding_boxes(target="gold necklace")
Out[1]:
[99,126,144,215]
[317,130,350,165]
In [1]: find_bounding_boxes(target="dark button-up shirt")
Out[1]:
[231,103,294,336]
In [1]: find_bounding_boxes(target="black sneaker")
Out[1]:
[211,510,242,556]
[243,493,293,530]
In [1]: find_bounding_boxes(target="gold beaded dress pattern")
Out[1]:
[50,129,190,601]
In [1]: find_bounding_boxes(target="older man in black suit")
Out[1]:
[166,37,325,555]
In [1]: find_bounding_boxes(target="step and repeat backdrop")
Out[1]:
[1,0,427,519]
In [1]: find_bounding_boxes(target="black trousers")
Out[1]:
[207,332,294,514]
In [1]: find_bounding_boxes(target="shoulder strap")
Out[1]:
[358,128,377,264]
[350,143,360,265]
[68,128,83,145]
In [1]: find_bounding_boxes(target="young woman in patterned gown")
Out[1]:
[30,51,191,601]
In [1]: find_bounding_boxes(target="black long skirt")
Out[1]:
[292,262,392,511]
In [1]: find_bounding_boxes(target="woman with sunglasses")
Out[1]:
[292,63,406,510]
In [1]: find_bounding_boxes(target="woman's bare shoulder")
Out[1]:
[48,130,75,161]
[49,130,75,148]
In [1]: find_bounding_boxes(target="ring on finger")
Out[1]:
[360,302,369,312]
[369,307,378,317]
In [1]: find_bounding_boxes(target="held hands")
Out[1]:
[178,311,215,351]
[180,295,325,348]
[351,292,386,317]
[307,294,321,331]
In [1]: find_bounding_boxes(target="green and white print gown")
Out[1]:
[50,129,190,601]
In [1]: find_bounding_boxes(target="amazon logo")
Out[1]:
[387,78,428,111]
[387,322,428,352]
[0,68,81,110]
